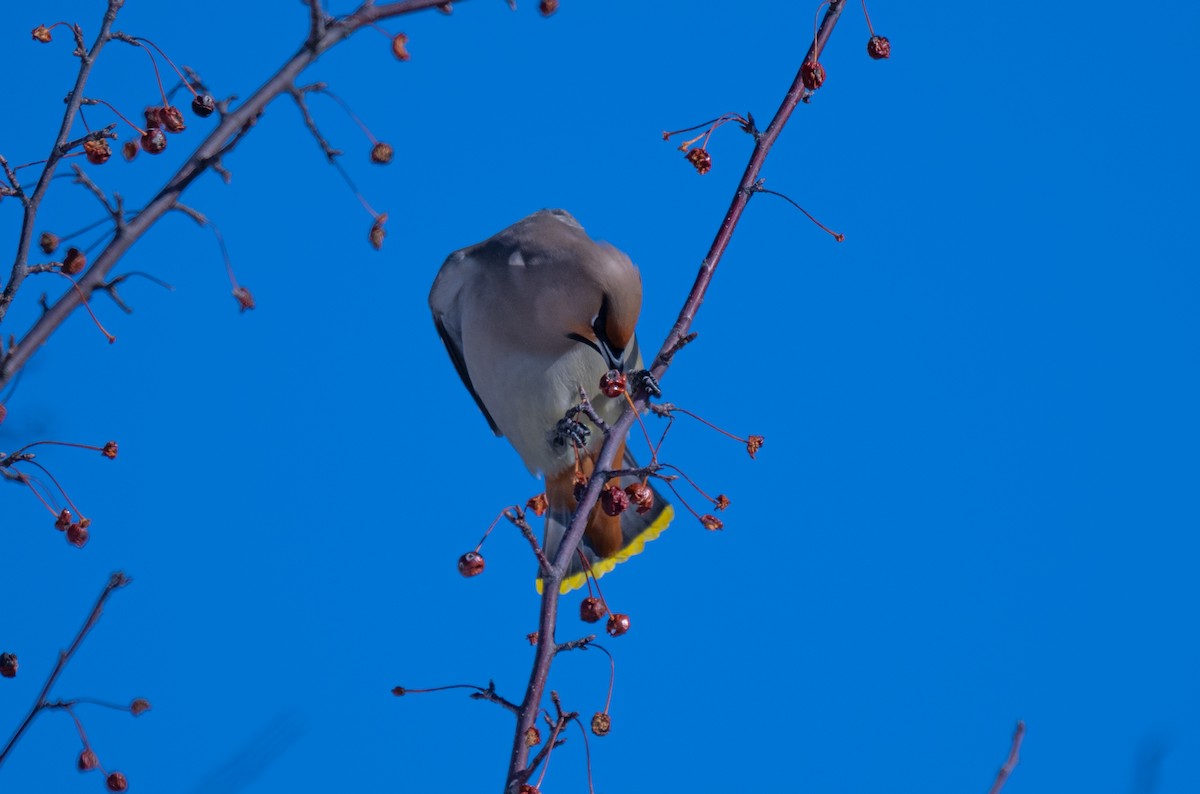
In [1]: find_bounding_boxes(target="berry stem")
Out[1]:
[53,271,115,343]
[591,643,616,714]
[571,717,598,794]
[126,39,169,106]
[21,459,87,522]
[860,0,877,36]
[82,98,145,135]
[316,88,380,145]
[7,439,109,457]
[755,186,844,241]
[621,391,657,464]
[14,471,60,517]
[133,37,199,98]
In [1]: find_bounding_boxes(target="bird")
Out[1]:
[429,209,673,593]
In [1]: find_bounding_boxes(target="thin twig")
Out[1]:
[0,572,131,766]
[987,721,1026,794]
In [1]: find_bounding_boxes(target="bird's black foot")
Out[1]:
[553,415,591,449]
[630,369,662,398]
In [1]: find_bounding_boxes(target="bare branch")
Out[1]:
[0,572,132,767]
[987,721,1026,794]
[503,3,849,791]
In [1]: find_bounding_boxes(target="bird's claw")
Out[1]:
[553,416,591,448]
[630,369,662,398]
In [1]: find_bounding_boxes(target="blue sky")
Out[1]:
[2,1,1198,792]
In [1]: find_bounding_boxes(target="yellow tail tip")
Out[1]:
[536,504,674,594]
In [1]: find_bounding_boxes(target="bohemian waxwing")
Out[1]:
[429,209,673,593]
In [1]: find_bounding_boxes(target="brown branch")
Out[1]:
[0,0,471,388]
[503,3,849,792]
[0,572,131,767]
[987,721,1026,794]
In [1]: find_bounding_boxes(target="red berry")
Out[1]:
[457,551,485,577]
[539,0,558,14]
[66,522,89,548]
[606,613,630,637]
[685,147,712,175]
[0,652,17,678]
[599,369,626,398]
[625,482,653,514]
[84,139,112,165]
[39,232,60,254]
[129,698,151,716]
[801,60,826,90]
[600,484,629,516]
[141,127,167,155]
[62,247,86,276]
[160,106,186,133]
[580,596,607,623]
[867,35,891,60]
[391,33,410,61]
[106,771,128,792]
[191,94,216,118]
[77,748,99,772]
[122,140,139,161]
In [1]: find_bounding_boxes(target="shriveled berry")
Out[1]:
[160,105,186,133]
[686,147,712,175]
[232,286,255,312]
[540,0,559,14]
[606,613,630,637]
[141,127,167,155]
[32,25,52,43]
[600,484,629,517]
[457,550,485,577]
[106,771,128,792]
[867,35,891,59]
[591,711,611,736]
[67,522,89,548]
[77,748,99,771]
[391,33,410,61]
[191,94,216,118]
[572,472,588,503]
[56,509,72,531]
[580,596,607,623]
[144,106,164,129]
[714,494,730,511]
[526,493,548,517]
[700,514,724,531]
[39,232,60,254]
[122,140,139,161]
[519,786,540,794]
[370,142,394,164]
[625,482,653,515]
[62,247,86,276]
[599,369,626,398]
[524,726,541,746]
[526,632,539,645]
[801,60,825,90]
[84,139,112,165]
[0,404,6,425]
[102,441,119,459]
[746,434,765,458]
[369,213,388,250]
[0,652,17,678]
[129,698,151,716]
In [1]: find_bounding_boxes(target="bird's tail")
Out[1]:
[536,445,673,594]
